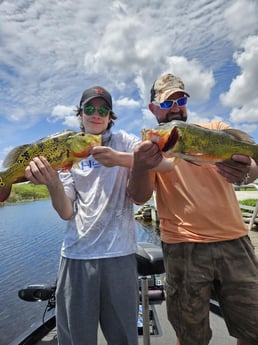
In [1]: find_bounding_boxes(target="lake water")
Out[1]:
[0,200,159,345]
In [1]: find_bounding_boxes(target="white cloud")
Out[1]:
[220,35,258,122]
[116,97,140,108]
[187,110,224,124]
[163,56,215,101]
[49,105,79,129]
[224,0,258,46]
[0,0,258,156]
[229,100,258,123]
[142,108,157,130]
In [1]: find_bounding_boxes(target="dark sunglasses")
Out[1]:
[152,96,188,109]
[82,105,110,117]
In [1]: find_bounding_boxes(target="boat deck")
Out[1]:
[36,303,237,345]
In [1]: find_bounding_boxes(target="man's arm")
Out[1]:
[25,156,74,220]
[127,141,166,204]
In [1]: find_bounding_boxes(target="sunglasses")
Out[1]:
[153,96,188,109]
[82,105,110,117]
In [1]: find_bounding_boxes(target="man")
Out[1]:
[127,73,258,345]
[25,86,140,345]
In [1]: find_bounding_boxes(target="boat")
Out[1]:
[7,188,258,345]
[10,242,235,345]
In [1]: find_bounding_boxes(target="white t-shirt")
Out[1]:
[59,129,140,260]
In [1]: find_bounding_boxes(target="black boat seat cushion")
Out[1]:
[136,242,165,276]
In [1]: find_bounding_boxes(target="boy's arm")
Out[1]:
[25,156,74,220]
[91,146,134,168]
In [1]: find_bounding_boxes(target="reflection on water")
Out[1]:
[0,200,160,345]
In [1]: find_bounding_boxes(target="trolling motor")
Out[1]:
[19,284,56,302]
[18,282,57,332]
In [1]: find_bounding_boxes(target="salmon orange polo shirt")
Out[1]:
[153,121,248,244]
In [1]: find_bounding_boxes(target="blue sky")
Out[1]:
[1,0,258,168]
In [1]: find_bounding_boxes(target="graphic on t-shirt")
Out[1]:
[79,157,102,171]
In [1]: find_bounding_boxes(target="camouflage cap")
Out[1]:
[80,86,112,109]
[150,73,190,103]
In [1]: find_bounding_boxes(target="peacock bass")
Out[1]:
[142,120,258,164]
[0,130,101,202]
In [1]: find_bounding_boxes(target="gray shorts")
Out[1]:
[162,236,258,345]
[56,254,139,345]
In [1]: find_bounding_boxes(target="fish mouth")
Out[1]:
[162,127,178,152]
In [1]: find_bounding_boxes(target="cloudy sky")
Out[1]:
[1,0,258,167]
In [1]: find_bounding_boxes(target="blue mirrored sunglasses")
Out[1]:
[153,96,188,109]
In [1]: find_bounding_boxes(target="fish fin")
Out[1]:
[184,160,201,166]
[0,186,12,202]
[222,129,255,144]
[35,130,77,144]
[59,162,74,172]
[3,144,30,168]
[13,176,28,184]
[170,154,201,166]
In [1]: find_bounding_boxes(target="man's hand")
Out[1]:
[216,155,251,184]
[133,141,163,171]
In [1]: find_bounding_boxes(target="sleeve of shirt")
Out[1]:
[59,171,76,201]
[118,130,141,152]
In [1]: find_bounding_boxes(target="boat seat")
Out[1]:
[136,242,165,276]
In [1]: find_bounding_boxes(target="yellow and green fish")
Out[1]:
[0,130,101,202]
[142,120,258,164]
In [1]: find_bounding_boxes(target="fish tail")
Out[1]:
[0,172,12,202]
[0,186,12,202]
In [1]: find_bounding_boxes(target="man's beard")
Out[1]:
[158,109,187,124]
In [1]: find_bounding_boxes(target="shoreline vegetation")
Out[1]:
[0,183,50,205]
[1,183,258,210]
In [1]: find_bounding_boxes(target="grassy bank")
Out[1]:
[2,183,50,204]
